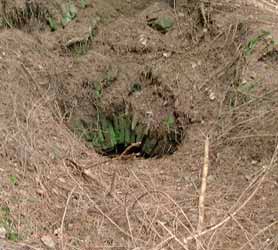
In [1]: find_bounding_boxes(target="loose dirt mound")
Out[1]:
[0,1,277,250]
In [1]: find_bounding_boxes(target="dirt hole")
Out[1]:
[84,105,184,158]
[73,105,185,158]
[67,67,187,158]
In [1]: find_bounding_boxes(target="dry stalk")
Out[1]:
[184,167,265,243]
[207,229,218,250]
[71,163,123,206]
[199,0,207,27]
[60,186,76,250]
[184,142,278,244]
[131,189,206,249]
[106,170,116,197]
[129,169,199,249]
[65,167,134,240]
[20,63,43,97]
[125,207,135,247]
[151,236,174,250]
[129,171,167,240]
[158,221,189,250]
[238,221,278,250]
[86,194,134,240]
[230,215,256,250]
[130,170,196,232]
[196,136,209,250]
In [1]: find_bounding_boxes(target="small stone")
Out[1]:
[139,34,148,46]
[209,91,216,101]
[68,223,74,230]
[58,178,66,183]
[41,235,56,249]
[54,228,60,236]
[163,52,172,58]
[36,189,45,196]
[0,227,6,239]
[90,16,100,30]
[146,111,153,117]
[242,79,247,84]
[178,12,185,17]
[191,62,197,69]
[245,175,252,181]
[85,235,90,243]
[250,72,256,79]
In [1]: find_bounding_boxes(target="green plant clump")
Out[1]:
[147,16,174,34]
[0,206,21,242]
[244,30,271,56]
[62,2,78,27]
[78,110,183,157]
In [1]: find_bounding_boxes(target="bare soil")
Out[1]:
[0,0,277,250]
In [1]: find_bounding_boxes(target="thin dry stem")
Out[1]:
[238,220,278,250]
[131,189,206,249]
[151,236,174,250]
[158,221,189,250]
[60,186,76,250]
[184,167,265,243]
[196,136,209,249]
[66,168,134,240]
[184,142,278,244]
[128,171,165,241]
[200,1,207,27]
[125,207,135,247]
[231,215,255,250]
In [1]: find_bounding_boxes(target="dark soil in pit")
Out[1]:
[69,64,186,158]
[0,1,277,250]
